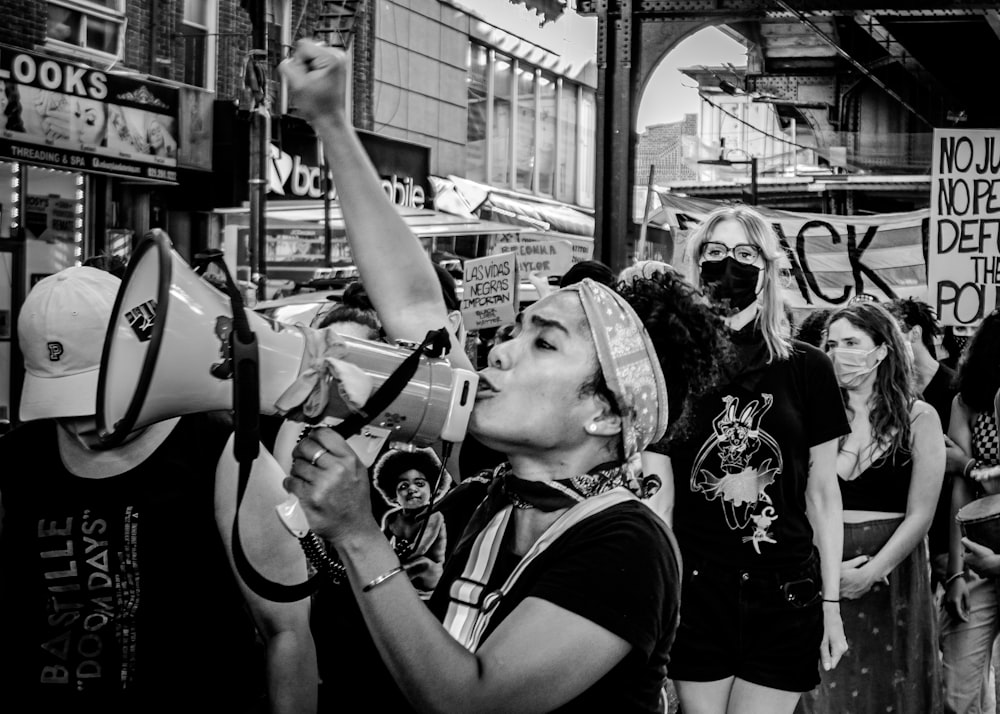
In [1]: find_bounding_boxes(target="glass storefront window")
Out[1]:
[537,73,557,197]
[24,166,85,276]
[515,65,536,191]
[578,90,596,209]
[466,44,489,183]
[467,42,595,209]
[491,54,513,187]
[0,162,15,239]
[556,84,577,203]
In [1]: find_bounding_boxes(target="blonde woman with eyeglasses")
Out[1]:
[662,205,850,714]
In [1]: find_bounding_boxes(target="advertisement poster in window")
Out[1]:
[0,44,179,184]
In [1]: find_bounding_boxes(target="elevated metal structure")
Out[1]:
[576,0,1000,271]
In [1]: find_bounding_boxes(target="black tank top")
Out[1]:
[839,448,913,513]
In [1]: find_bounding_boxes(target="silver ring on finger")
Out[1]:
[309,446,329,467]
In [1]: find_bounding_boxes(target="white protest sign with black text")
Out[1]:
[929,128,1000,326]
[461,253,518,331]
[493,239,574,277]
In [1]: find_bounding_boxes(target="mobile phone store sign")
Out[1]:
[0,45,180,183]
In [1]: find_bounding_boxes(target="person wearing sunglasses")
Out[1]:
[661,205,850,714]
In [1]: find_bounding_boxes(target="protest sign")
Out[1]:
[461,252,518,330]
[928,129,1000,325]
[650,193,929,316]
[492,239,573,277]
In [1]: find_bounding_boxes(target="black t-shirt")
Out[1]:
[669,339,850,569]
[429,501,681,713]
[0,415,266,712]
[923,361,958,559]
[923,362,957,432]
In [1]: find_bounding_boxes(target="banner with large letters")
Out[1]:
[0,44,180,183]
[651,193,930,312]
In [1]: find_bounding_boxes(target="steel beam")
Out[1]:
[579,1,1000,17]
[594,0,635,273]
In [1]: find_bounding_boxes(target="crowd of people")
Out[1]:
[1,37,999,714]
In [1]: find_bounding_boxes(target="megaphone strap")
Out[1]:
[231,458,326,602]
[230,327,454,602]
[332,327,449,440]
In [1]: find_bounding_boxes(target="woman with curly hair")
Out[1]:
[940,310,1000,714]
[665,205,850,714]
[278,38,735,713]
[798,301,944,713]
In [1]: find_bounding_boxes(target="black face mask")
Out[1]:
[700,257,762,314]
[951,335,970,354]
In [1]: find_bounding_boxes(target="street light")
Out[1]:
[698,146,758,206]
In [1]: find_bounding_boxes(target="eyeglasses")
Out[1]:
[699,241,762,265]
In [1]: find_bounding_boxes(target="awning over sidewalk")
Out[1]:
[431,175,595,237]
[220,201,525,238]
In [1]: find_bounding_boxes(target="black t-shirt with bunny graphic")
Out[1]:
[669,336,849,569]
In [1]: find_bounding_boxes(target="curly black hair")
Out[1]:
[372,448,446,505]
[956,310,1000,413]
[615,268,733,447]
[886,297,940,356]
[795,308,832,349]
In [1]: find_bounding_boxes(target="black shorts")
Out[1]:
[668,550,824,693]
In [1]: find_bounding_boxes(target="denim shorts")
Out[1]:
[668,549,824,692]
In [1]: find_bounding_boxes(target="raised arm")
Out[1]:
[279,40,472,371]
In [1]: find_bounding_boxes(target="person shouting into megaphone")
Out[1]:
[278,39,731,713]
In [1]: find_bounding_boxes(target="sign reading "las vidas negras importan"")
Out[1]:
[0,44,180,183]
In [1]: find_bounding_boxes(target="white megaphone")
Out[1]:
[96,230,478,453]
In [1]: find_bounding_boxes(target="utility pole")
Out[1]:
[242,1,269,303]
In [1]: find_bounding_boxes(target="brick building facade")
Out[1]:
[634,114,699,186]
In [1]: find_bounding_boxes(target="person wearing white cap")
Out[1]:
[0,266,318,712]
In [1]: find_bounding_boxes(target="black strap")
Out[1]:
[230,326,450,602]
[331,327,448,440]
[232,459,323,602]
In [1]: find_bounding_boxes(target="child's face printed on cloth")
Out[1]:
[395,469,432,509]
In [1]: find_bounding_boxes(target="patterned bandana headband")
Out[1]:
[558,278,669,483]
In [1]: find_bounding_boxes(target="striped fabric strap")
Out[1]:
[442,487,637,652]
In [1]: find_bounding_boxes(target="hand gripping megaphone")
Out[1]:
[96,230,478,450]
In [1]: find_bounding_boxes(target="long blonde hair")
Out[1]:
[686,205,792,362]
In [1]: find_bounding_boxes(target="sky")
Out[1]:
[635,28,748,131]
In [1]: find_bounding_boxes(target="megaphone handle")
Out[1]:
[276,495,348,585]
[276,495,310,538]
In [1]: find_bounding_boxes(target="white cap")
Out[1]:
[18,266,121,421]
